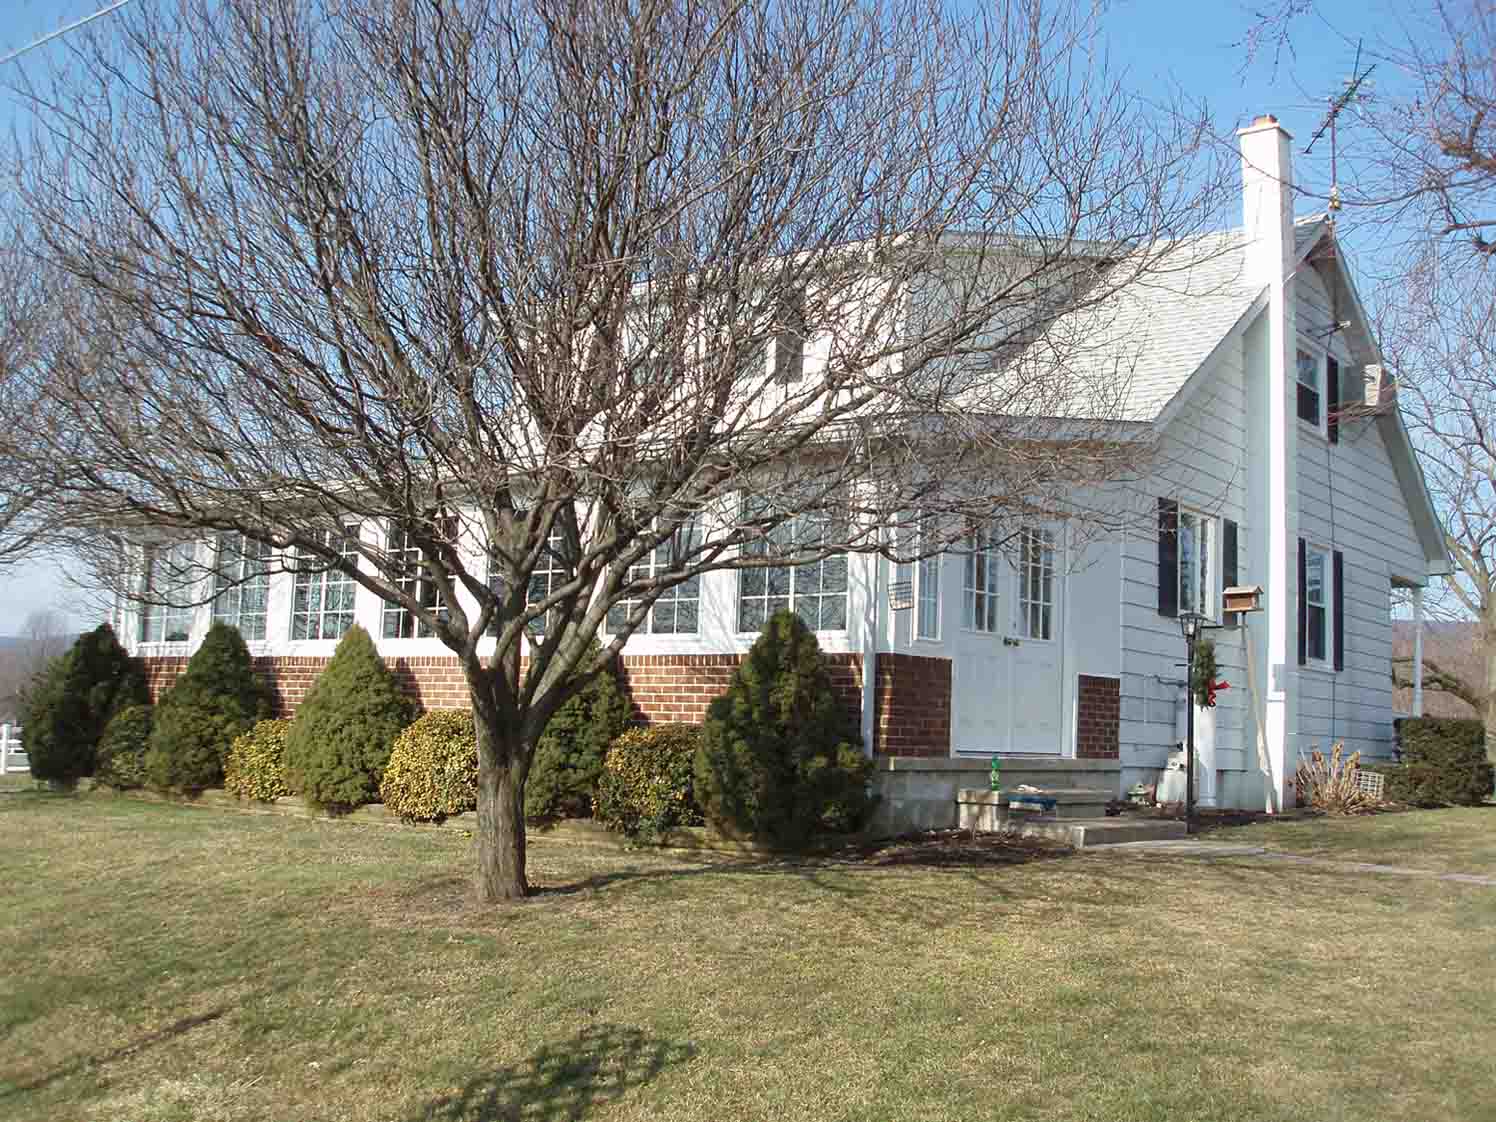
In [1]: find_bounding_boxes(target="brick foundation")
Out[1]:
[142,650,864,735]
[872,653,951,758]
[1075,674,1120,759]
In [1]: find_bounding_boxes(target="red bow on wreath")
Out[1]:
[1205,679,1230,708]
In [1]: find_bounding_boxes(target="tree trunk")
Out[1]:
[473,714,529,902]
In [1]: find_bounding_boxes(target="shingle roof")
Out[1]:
[1018,230,1260,421]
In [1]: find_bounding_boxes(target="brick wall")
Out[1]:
[1075,674,1120,759]
[872,653,951,758]
[141,650,865,734]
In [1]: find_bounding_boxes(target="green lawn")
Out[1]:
[1,795,1493,1122]
[1202,804,1496,873]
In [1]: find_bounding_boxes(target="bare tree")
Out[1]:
[0,609,73,721]
[1382,253,1496,762]
[1243,1,1496,258]
[13,0,1228,902]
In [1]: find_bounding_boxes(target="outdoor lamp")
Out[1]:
[1177,611,1207,834]
[1178,611,1205,643]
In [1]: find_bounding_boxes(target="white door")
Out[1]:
[951,526,1008,752]
[1007,526,1064,753]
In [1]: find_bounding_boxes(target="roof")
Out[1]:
[1018,230,1260,421]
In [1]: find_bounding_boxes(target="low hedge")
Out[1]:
[1376,718,1495,807]
[224,719,293,802]
[595,724,704,841]
[379,710,478,822]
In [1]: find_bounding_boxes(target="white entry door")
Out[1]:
[949,524,1065,755]
[1007,526,1064,753]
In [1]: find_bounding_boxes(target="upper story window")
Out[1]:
[290,526,359,641]
[382,526,449,640]
[772,289,807,384]
[211,533,271,641]
[606,520,701,636]
[1296,347,1322,429]
[738,510,847,633]
[1177,510,1215,621]
[140,541,197,643]
[963,525,1001,633]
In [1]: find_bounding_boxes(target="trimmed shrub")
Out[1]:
[525,657,634,821]
[95,704,154,790]
[145,622,271,791]
[695,610,873,847]
[224,719,293,802]
[595,724,704,841]
[1293,742,1380,814]
[21,623,148,787]
[284,626,413,811]
[1376,717,1495,807]
[380,710,479,822]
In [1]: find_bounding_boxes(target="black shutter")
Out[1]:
[1158,498,1179,618]
[1327,357,1340,444]
[1297,537,1308,666]
[1222,519,1239,625]
[1333,550,1345,671]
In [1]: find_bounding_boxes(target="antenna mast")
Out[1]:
[1304,41,1375,224]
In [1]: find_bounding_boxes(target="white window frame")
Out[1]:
[1304,541,1331,666]
[140,541,198,645]
[381,526,449,640]
[736,511,848,634]
[211,533,271,641]
[1176,508,1218,623]
[962,525,1001,634]
[1014,526,1057,641]
[1296,345,1326,436]
[914,515,941,641]
[605,520,702,637]
[290,526,360,641]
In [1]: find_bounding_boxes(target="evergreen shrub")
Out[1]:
[224,719,293,802]
[284,626,413,811]
[22,623,148,787]
[145,622,271,791]
[1376,717,1495,807]
[595,724,704,841]
[695,610,873,847]
[380,710,479,822]
[95,704,154,790]
[525,656,634,820]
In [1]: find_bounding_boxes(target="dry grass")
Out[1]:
[1202,803,1496,873]
[1,793,1494,1121]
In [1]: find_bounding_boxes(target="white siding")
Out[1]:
[1119,331,1251,773]
[1293,265,1422,761]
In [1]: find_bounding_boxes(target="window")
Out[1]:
[1297,347,1322,427]
[211,533,271,640]
[290,527,359,640]
[1015,527,1055,640]
[915,516,941,640]
[772,290,806,384]
[140,542,197,643]
[1304,543,1328,663]
[963,525,1001,632]
[381,526,448,639]
[606,522,701,635]
[738,512,847,632]
[1177,509,1215,620]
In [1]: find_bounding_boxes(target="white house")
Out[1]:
[121,116,1448,823]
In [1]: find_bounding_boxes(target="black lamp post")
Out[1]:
[1179,611,1206,835]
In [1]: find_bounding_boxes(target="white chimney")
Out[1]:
[1238,114,1294,288]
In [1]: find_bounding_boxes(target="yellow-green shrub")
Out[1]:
[223,719,292,802]
[595,724,703,841]
[379,710,478,822]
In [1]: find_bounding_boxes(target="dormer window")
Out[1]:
[1296,348,1321,427]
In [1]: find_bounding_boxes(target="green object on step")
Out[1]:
[989,755,1001,793]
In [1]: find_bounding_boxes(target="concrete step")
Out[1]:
[958,786,1114,823]
[996,815,1189,849]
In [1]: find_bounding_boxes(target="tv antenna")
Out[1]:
[1304,40,1376,218]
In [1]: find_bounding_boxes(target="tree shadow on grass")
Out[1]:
[413,1023,694,1122]
[0,1008,226,1098]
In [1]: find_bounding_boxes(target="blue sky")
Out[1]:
[0,0,1428,633]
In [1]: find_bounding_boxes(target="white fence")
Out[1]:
[0,723,28,774]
